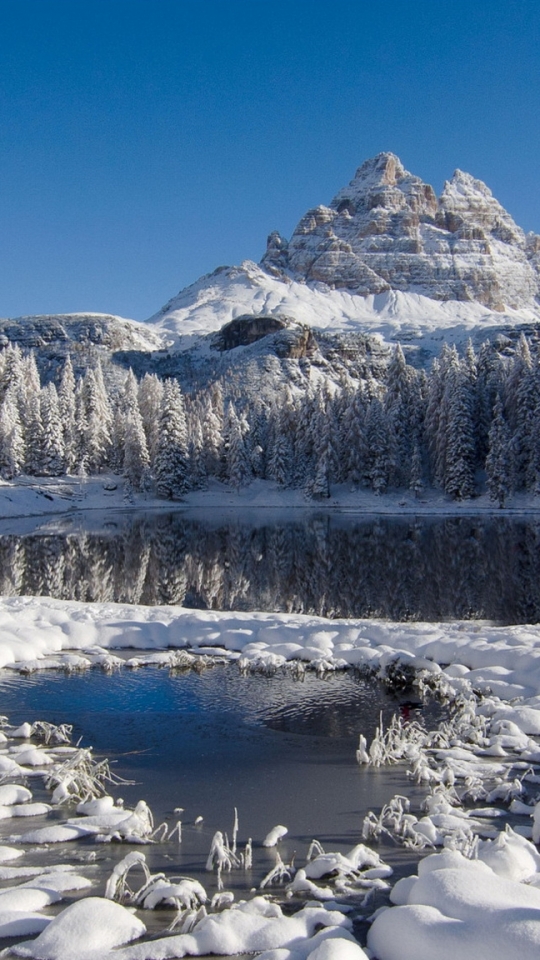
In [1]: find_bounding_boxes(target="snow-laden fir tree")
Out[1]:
[24,390,43,475]
[123,407,150,492]
[82,366,112,472]
[485,395,513,508]
[341,384,366,488]
[267,389,295,487]
[138,373,164,461]
[224,401,252,490]
[58,356,77,472]
[0,390,25,479]
[365,397,392,494]
[443,359,476,499]
[154,379,190,499]
[40,383,65,476]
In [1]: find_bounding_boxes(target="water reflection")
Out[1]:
[0,512,539,622]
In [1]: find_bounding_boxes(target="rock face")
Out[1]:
[212,313,317,359]
[262,153,540,310]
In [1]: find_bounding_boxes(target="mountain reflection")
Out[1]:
[0,513,538,624]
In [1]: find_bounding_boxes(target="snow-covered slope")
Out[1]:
[148,259,540,352]
[148,153,540,351]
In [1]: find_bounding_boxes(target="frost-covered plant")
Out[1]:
[31,720,73,744]
[364,713,426,767]
[45,747,132,803]
[260,851,295,889]
[205,811,252,890]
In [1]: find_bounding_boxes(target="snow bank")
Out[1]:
[3,597,540,701]
[106,899,351,960]
[368,848,540,960]
[12,897,146,959]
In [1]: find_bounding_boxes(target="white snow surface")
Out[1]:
[12,897,146,960]
[3,596,540,702]
[143,260,540,352]
[147,260,540,350]
[369,849,540,960]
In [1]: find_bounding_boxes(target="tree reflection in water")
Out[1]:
[0,513,539,623]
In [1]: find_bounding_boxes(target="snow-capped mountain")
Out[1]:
[149,153,540,352]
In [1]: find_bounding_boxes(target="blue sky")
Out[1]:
[1,0,539,320]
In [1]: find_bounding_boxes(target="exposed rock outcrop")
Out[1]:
[212,313,316,359]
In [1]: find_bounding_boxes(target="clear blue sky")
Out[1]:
[1,0,539,320]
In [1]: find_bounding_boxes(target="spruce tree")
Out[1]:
[40,383,65,476]
[58,356,77,472]
[123,409,150,491]
[0,391,25,478]
[154,379,190,499]
[486,396,513,507]
[225,402,252,490]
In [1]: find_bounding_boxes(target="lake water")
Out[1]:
[0,665,437,908]
[0,508,539,622]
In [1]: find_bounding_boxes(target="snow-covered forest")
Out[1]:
[0,334,536,505]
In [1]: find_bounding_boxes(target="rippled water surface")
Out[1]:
[0,666,437,896]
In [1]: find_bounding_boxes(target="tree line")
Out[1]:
[0,334,535,505]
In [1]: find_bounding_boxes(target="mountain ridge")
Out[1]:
[148,153,540,353]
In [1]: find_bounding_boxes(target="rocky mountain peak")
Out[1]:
[262,154,540,310]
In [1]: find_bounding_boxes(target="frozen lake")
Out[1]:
[0,508,539,621]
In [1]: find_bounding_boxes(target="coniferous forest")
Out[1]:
[0,332,536,506]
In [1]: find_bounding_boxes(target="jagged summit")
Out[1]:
[147,153,540,353]
[262,153,540,311]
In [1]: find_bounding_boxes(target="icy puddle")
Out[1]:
[0,666,437,913]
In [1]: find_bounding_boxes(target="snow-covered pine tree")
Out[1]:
[0,390,25,478]
[123,407,150,492]
[81,367,112,472]
[486,395,513,507]
[24,390,44,475]
[505,332,532,426]
[409,441,424,498]
[186,397,207,489]
[40,383,65,476]
[202,382,224,479]
[365,397,392,494]
[341,384,367,488]
[154,379,190,499]
[0,344,24,403]
[267,388,295,487]
[224,401,252,490]
[475,342,505,463]
[443,361,476,499]
[514,363,538,490]
[138,373,164,462]
[384,343,418,486]
[58,356,77,472]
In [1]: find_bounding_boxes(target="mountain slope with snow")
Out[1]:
[149,153,540,353]
[148,259,540,354]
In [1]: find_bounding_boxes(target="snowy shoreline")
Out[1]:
[2,595,540,701]
[3,474,540,523]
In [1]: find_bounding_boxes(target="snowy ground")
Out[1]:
[1,474,540,523]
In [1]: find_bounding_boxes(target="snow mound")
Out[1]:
[12,897,146,960]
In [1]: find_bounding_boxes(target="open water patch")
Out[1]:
[0,665,437,898]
